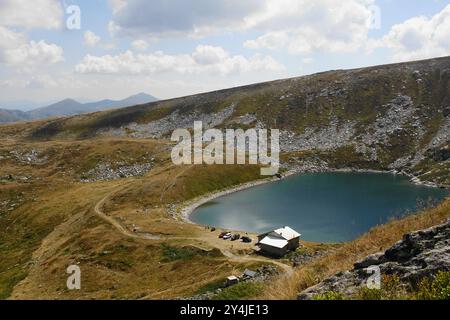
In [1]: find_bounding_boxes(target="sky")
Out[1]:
[0,0,450,109]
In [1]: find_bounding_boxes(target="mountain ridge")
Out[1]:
[23,55,449,187]
[0,93,158,124]
[0,56,449,301]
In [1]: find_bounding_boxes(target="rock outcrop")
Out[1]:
[80,161,154,182]
[298,219,450,299]
[185,265,279,301]
[27,56,450,186]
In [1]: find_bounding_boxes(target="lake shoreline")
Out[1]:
[177,167,447,227]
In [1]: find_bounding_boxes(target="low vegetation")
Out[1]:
[258,198,450,300]
[194,278,228,295]
[160,245,222,263]
[415,271,450,300]
[312,271,450,300]
[213,282,264,300]
[0,56,449,300]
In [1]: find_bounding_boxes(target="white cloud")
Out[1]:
[0,26,26,50]
[109,0,127,14]
[192,45,229,65]
[108,0,375,55]
[131,39,149,51]
[75,45,285,76]
[0,73,93,94]
[0,0,64,70]
[4,40,64,67]
[0,26,63,69]
[369,4,450,62]
[244,0,375,54]
[108,0,264,37]
[0,0,62,30]
[244,32,289,50]
[84,31,101,47]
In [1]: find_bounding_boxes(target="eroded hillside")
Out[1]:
[10,56,448,186]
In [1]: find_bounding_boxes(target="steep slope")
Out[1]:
[29,56,450,186]
[0,138,269,299]
[299,219,450,300]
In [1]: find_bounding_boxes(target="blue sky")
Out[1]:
[0,0,449,109]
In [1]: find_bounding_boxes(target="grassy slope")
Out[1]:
[20,56,449,186]
[28,57,448,138]
[0,135,448,299]
[257,198,450,300]
[0,56,449,299]
[0,138,269,299]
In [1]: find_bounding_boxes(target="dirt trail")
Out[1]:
[220,249,293,275]
[93,165,293,276]
[94,162,178,239]
[94,189,161,239]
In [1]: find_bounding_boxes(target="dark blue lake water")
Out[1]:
[191,173,448,243]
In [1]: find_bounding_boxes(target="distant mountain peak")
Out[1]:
[0,93,158,124]
[59,98,81,104]
[123,92,157,101]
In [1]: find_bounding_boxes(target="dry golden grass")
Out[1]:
[1,134,449,300]
[0,137,272,299]
[2,171,266,299]
[258,198,450,300]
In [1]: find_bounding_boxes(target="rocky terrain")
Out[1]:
[99,104,236,139]
[2,149,48,165]
[80,161,154,182]
[26,56,450,187]
[185,265,278,301]
[298,219,450,299]
[0,56,449,301]
[290,248,333,268]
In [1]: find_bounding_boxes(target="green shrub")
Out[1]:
[160,244,196,262]
[213,282,263,300]
[415,271,450,300]
[357,288,383,300]
[357,275,407,300]
[312,291,346,300]
[195,278,226,295]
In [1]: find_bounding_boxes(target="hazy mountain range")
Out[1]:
[0,93,158,124]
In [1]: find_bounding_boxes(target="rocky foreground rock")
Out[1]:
[298,219,450,299]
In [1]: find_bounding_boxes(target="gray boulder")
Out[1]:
[299,219,450,299]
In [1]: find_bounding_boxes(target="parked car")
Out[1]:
[241,236,252,243]
[223,233,232,240]
[219,232,229,239]
[231,234,240,241]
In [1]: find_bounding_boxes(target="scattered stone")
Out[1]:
[10,149,48,165]
[280,118,356,152]
[81,161,153,182]
[230,113,257,126]
[290,249,329,267]
[298,220,450,300]
[183,264,279,300]
[99,104,235,139]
